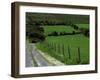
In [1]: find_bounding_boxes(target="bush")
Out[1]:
[48,31,58,36]
[72,31,75,34]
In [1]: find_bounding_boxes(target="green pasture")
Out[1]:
[36,25,89,65]
[75,24,89,29]
[43,25,77,36]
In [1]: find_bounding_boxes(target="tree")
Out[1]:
[26,13,45,43]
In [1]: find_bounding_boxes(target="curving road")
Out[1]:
[26,47,33,67]
[26,44,53,67]
[31,44,53,67]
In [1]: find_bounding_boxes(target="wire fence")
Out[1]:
[41,41,81,65]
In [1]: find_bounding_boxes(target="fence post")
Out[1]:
[77,47,81,63]
[68,45,71,59]
[51,42,53,49]
[55,43,56,52]
[52,42,54,50]
[58,43,60,54]
[62,44,66,63]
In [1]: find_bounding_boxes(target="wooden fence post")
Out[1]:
[68,45,71,59]
[58,43,61,54]
[77,47,81,63]
[62,44,67,63]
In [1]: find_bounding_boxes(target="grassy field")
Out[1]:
[36,25,89,65]
[75,24,89,29]
[43,25,78,36]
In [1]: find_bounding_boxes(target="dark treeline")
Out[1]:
[70,23,89,37]
[26,12,89,26]
[48,31,81,36]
